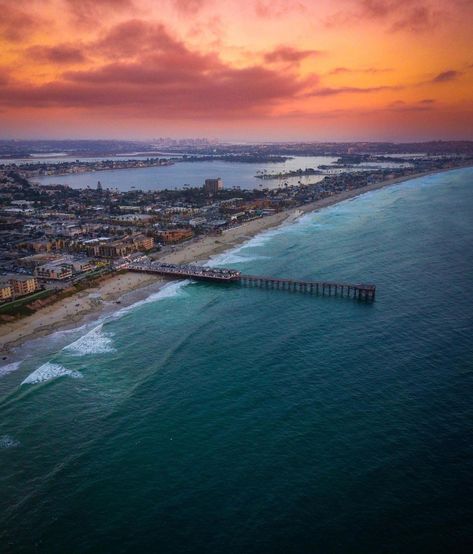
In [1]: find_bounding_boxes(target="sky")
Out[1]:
[0,0,472,142]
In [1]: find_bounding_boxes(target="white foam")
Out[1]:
[206,229,285,269]
[21,362,83,385]
[32,281,189,359]
[0,435,20,449]
[242,228,283,248]
[111,279,190,319]
[64,324,115,355]
[0,361,22,378]
[208,251,268,266]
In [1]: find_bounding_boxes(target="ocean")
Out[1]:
[1,168,472,553]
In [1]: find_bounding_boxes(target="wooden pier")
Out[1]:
[239,274,375,301]
[127,262,376,302]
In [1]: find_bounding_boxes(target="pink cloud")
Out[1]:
[172,0,208,13]
[255,0,306,18]
[306,84,401,96]
[326,0,457,33]
[94,19,190,59]
[264,46,320,64]
[27,44,87,64]
[0,2,36,42]
[63,0,135,24]
[0,21,311,120]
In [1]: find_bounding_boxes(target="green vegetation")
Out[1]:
[0,289,54,317]
[0,269,118,322]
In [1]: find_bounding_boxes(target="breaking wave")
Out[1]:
[207,251,268,266]
[110,279,190,319]
[63,324,115,355]
[21,362,83,385]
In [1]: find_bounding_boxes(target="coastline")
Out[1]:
[0,166,467,359]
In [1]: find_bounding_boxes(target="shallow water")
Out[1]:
[1,168,472,553]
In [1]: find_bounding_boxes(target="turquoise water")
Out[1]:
[1,168,472,553]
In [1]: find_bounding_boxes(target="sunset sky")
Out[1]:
[1,0,472,141]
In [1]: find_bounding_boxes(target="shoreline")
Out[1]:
[0,165,469,359]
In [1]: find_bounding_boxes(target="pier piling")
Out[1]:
[127,262,376,303]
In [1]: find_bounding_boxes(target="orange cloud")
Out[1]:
[264,46,320,64]
[0,0,471,140]
[26,44,87,65]
[430,70,462,83]
[0,1,36,42]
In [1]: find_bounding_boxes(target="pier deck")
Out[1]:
[128,262,376,301]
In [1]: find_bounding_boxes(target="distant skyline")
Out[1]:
[1,0,472,141]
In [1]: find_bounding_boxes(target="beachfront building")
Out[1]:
[92,234,154,258]
[9,275,39,296]
[97,241,131,258]
[157,229,194,244]
[35,262,73,280]
[0,281,13,302]
[132,234,154,252]
[203,178,223,194]
[69,258,93,273]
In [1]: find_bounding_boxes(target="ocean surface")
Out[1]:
[1,168,472,553]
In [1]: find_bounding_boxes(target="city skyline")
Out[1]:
[0,0,472,141]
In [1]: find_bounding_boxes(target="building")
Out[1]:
[158,229,194,244]
[18,253,62,269]
[96,235,153,258]
[70,259,93,273]
[9,275,39,295]
[35,262,73,280]
[132,234,154,251]
[203,178,223,194]
[97,241,132,258]
[0,281,13,302]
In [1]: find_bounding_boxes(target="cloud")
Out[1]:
[264,46,320,64]
[94,19,190,60]
[0,69,304,118]
[306,84,401,97]
[0,22,310,119]
[27,44,87,64]
[255,0,306,18]
[63,0,135,24]
[0,2,36,42]
[0,70,9,86]
[172,0,208,13]
[389,4,432,32]
[328,66,392,75]
[431,70,462,83]
[327,0,444,33]
[386,98,436,112]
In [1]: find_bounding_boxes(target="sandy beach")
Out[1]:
[0,168,459,357]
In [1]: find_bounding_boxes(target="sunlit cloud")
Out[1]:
[0,0,471,140]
